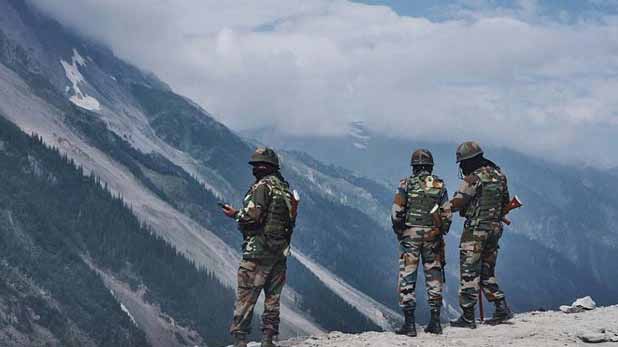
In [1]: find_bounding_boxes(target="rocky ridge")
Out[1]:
[237,305,618,347]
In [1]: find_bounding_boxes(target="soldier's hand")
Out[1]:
[424,228,442,242]
[222,205,238,218]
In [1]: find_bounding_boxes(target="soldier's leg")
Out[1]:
[458,228,487,309]
[481,228,513,324]
[480,229,505,302]
[396,232,421,336]
[421,238,443,310]
[262,259,287,336]
[398,235,422,311]
[421,236,444,334]
[230,260,265,336]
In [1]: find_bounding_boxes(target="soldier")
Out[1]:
[391,149,451,336]
[448,141,514,329]
[221,147,297,347]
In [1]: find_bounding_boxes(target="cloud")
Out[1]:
[30,0,618,167]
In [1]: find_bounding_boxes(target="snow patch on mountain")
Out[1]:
[292,250,401,331]
[60,49,100,111]
[120,303,138,327]
[108,286,139,327]
[72,48,87,67]
[348,121,371,150]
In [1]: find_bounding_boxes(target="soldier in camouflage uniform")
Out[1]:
[448,141,514,329]
[391,149,452,336]
[222,148,297,347]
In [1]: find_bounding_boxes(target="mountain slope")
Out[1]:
[0,116,239,346]
[0,0,399,336]
[127,82,400,321]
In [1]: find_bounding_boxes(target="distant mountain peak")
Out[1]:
[347,121,371,150]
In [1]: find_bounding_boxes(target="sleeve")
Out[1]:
[502,174,511,212]
[236,182,271,232]
[439,188,453,235]
[391,179,408,231]
[440,188,449,205]
[449,175,479,213]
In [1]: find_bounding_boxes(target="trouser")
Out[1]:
[398,227,444,311]
[229,257,287,336]
[459,225,505,309]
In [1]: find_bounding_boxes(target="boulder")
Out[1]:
[578,333,607,344]
[561,296,596,314]
[573,296,597,310]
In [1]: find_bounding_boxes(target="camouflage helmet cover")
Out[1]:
[410,148,434,166]
[456,141,483,163]
[249,147,280,167]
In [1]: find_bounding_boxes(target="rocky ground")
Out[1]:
[236,305,618,347]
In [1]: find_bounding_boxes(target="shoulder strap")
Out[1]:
[268,175,295,221]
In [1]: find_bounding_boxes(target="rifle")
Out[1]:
[430,204,447,283]
[501,195,523,225]
[283,190,301,257]
[479,290,485,322]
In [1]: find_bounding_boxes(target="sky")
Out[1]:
[31,0,618,167]
[354,0,618,19]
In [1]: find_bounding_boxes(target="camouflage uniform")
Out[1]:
[392,171,451,311]
[452,165,509,309]
[230,173,295,337]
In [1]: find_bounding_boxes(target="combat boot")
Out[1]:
[395,309,417,337]
[232,333,248,347]
[485,298,514,325]
[424,309,442,334]
[261,330,276,347]
[450,306,477,329]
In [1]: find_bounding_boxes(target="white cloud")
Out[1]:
[31,0,618,167]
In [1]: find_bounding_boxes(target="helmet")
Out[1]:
[456,141,483,163]
[410,149,434,166]
[249,147,280,167]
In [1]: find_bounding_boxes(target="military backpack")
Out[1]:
[404,174,445,227]
[263,175,296,254]
[464,166,508,228]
